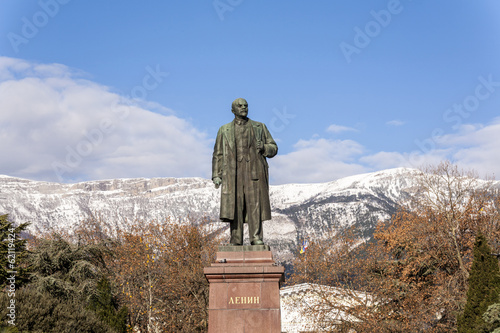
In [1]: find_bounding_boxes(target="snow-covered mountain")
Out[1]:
[0,168,421,261]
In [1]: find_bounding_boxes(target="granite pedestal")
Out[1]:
[204,245,285,333]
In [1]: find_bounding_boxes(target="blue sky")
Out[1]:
[1,0,500,184]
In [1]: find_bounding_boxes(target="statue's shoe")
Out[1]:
[251,240,264,245]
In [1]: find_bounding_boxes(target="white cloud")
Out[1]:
[386,120,405,126]
[359,151,410,170]
[0,57,212,182]
[443,118,500,178]
[271,116,500,184]
[2,57,499,185]
[359,150,448,171]
[326,124,357,134]
[360,118,500,179]
[269,138,368,184]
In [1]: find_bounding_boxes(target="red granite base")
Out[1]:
[204,248,285,333]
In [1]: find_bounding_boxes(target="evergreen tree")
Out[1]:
[88,277,128,333]
[0,287,112,333]
[0,214,30,288]
[1,235,127,332]
[458,232,500,333]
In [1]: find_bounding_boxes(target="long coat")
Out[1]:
[212,119,278,222]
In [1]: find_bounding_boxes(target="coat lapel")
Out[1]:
[251,120,262,143]
[222,122,235,152]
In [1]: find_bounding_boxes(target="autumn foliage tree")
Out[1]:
[0,215,222,332]
[288,229,377,332]
[289,162,500,332]
[104,218,222,332]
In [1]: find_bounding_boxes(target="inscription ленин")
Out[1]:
[228,296,260,305]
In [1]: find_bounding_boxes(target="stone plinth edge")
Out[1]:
[213,249,275,266]
[204,265,285,283]
[218,244,270,252]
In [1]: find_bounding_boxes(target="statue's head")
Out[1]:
[231,98,248,118]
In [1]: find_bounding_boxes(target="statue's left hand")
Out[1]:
[256,140,264,153]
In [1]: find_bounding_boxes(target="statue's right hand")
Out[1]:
[213,177,222,189]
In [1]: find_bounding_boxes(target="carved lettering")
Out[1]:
[228,295,260,305]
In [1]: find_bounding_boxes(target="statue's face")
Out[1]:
[232,99,248,118]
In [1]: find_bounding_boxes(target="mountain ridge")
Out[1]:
[0,167,426,261]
